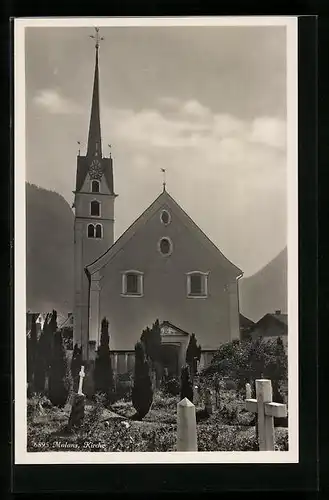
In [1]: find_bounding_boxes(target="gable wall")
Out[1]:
[96,202,240,350]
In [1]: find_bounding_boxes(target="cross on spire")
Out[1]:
[90,27,104,50]
[161,168,166,191]
[87,28,103,158]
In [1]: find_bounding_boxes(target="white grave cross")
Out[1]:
[245,379,287,451]
[246,382,252,400]
[78,365,85,395]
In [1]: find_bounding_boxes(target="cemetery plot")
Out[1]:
[26,312,289,453]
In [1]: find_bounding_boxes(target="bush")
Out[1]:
[180,365,193,402]
[48,330,69,408]
[94,318,114,403]
[27,394,53,421]
[162,377,180,396]
[131,342,153,419]
[81,393,106,436]
[70,344,82,393]
[203,337,288,393]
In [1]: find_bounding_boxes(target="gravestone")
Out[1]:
[204,388,213,415]
[193,385,200,405]
[177,398,198,451]
[246,383,252,400]
[245,379,287,451]
[68,365,86,430]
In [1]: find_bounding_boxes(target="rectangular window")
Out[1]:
[190,274,202,295]
[126,273,138,294]
[187,272,208,298]
[122,271,144,297]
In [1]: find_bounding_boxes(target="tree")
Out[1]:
[180,365,193,402]
[33,313,50,393]
[27,313,38,394]
[132,342,153,419]
[186,333,201,381]
[141,319,162,387]
[48,329,69,407]
[94,318,114,403]
[71,343,82,392]
[203,337,288,395]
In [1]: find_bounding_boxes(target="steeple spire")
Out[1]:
[87,28,104,158]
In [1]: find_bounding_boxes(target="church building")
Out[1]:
[73,31,243,377]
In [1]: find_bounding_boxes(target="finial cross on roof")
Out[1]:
[90,27,104,50]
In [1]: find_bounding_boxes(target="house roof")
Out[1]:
[239,313,255,328]
[254,312,288,329]
[86,188,243,277]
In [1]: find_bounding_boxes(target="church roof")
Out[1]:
[86,189,243,277]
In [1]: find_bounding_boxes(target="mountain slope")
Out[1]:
[238,248,287,323]
[26,183,74,315]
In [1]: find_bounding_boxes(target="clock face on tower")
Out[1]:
[89,159,103,180]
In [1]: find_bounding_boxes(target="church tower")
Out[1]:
[73,29,116,360]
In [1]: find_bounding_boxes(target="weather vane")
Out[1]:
[161,168,166,191]
[108,144,112,158]
[77,141,81,156]
[90,27,104,50]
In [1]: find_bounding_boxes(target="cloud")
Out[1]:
[102,98,287,274]
[250,117,286,149]
[33,89,82,115]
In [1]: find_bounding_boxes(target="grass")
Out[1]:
[27,390,288,452]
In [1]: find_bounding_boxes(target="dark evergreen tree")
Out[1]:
[186,333,201,380]
[180,365,193,402]
[94,318,114,403]
[132,342,153,419]
[141,319,162,387]
[27,314,38,387]
[48,329,68,407]
[71,343,83,392]
[33,313,50,393]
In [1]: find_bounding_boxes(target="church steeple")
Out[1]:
[87,28,103,158]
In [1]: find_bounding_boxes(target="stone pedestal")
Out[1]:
[177,397,197,451]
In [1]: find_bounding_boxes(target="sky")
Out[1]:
[25,24,288,277]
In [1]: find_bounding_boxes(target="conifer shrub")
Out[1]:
[186,333,201,380]
[34,313,51,394]
[70,343,82,393]
[94,318,114,403]
[180,365,193,402]
[141,319,162,387]
[27,313,38,394]
[48,329,69,407]
[162,377,180,396]
[131,342,153,419]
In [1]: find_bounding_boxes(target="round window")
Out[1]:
[159,237,172,256]
[160,210,171,225]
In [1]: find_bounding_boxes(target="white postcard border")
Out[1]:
[14,16,299,465]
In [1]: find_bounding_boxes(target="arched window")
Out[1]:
[87,224,95,238]
[91,180,100,193]
[90,200,100,217]
[95,224,102,239]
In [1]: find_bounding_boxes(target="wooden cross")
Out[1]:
[78,365,85,395]
[245,379,287,451]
